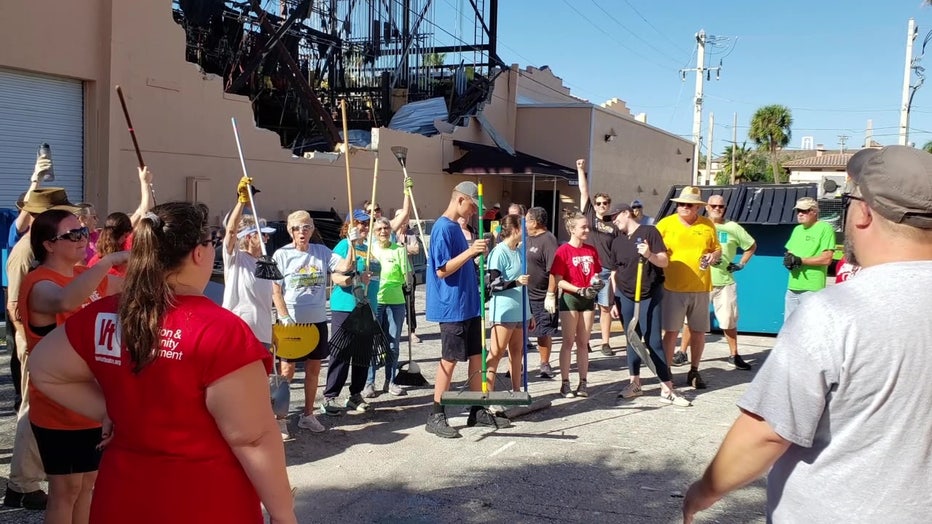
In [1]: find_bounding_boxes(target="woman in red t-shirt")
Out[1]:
[19,209,125,524]
[550,209,603,399]
[86,212,133,277]
[28,202,296,524]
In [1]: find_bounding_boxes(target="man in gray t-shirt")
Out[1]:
[683,145,932,523]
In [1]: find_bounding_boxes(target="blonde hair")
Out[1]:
[562,208,586,235]
[287,210,312,230]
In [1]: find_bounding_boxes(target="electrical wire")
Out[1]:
[619,0,691,60]
[589,0,686,67]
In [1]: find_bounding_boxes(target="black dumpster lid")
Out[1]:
[656,183,818,225]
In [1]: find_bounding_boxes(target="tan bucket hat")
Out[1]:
[670,186,707,205]
[16,188,81,214]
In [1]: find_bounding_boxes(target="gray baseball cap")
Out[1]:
[453,181,479,206]
[846,146,932,229]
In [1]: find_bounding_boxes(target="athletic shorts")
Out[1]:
[281,321,330,362]
[710,283,738,330]
[560,292,595,312]
[32,424,102,475]
[529,299,559,336]
[439,317,482,362]
[661,291,710,332]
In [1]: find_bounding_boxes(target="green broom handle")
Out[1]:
[478,182,488,395]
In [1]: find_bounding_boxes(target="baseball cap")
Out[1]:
[605,203,633,218]
[794,197,817,211]
[453,181,479,207]
[352,209,370,222]
[846,146,932,229]
[236,220,276,239]
[631,199,643,208]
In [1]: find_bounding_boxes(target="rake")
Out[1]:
[390,146,429,252]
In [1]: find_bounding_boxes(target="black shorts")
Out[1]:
[439,317,482,362]
[31,424,102,475]
[560,292,595,312]
[529,299,559,337]
[281,321,330,363]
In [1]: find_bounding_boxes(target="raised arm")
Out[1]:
[576,158,589,209]
[28,252,129,315]
[129,166,155,227]
[225,177,253,255]
[389,178,413,231]
[13,157,52,234]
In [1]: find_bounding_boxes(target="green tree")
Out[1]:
[423,52,447,67]
[716,147,772,184]
[749,104,793,183]
[923,140,932,154]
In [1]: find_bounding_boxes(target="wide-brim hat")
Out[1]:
[17,188,81,214]
[670,186,707,205]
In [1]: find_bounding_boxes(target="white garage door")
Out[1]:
[0,68,84,210]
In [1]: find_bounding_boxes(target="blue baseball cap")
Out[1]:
[352,209,370,222]
[631,199,643,208]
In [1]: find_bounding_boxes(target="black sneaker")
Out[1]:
[3,487,48,510]
[686,369,707,389]
[600,344,613,356]
[467,408,512,428]
[425,412,461,439]
[575,379,589,398]
[672,351,689,367]
[560,380,576,398]
[728,354,752,370]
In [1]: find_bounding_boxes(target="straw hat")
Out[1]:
[16,188,81,214]
[670,186,707,205]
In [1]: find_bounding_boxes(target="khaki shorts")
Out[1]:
[662,291,710,332]
[711,283,738,330]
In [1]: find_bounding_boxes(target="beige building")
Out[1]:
[0,1,692,236]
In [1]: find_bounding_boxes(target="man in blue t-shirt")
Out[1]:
[425,181,506,438]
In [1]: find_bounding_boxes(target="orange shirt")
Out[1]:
[20,265,108,430]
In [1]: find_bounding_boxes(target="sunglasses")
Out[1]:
[291,225,313,232]
[841,194,865,209]
[708,204,726,210]
[594,201,611,206]
[677,203,696,208]
[368,207,381,213]
[795,208,815,214]
[50,226,89,243]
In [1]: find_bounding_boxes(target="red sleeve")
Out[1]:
[198,310,273,387]
[551,247,568,278]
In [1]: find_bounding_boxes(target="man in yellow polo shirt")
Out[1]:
[656,187,721,390]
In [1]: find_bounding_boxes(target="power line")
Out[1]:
[589,0,686,67]
[619,0,692,60]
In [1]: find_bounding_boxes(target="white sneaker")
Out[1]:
[277,418,290,440]
[659,389,692,407]
[297,413,326,432]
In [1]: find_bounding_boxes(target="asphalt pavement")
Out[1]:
[0,294,774,524]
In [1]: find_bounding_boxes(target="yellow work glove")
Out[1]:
[237,176,253,204]
[404,176,414,196]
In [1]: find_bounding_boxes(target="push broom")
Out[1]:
[231,117,282,281]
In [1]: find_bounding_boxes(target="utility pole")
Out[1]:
[705,112,714,185]
[681,30,721,185]
[900,18,918,146]
[731,112,737,184]
[865,119,873,148]
[838,134,849,153]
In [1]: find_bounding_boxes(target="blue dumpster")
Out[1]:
[656,183,820,335]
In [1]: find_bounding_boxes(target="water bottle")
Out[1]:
[37,143,55,182]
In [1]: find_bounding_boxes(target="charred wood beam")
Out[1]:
[246,0,341,149]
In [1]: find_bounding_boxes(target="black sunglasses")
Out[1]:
[677,203,696,208]
[594,200,611,206]
[708,204,726,210]
[50,226,89,243]
[842,193,865,209]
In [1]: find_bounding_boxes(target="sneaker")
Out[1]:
[277,418,291,439]
[686,369,707,390]
[618,382,643,399]
[321,397,343,416]
[672,351,689,366]
[467,408,512,428]
[560,380,576,398]
[600,344,614,356]
[488,404,507,416]
[361,383,377,398]
[346,393,373,413]
[575,379,589,398]
[728,354,752,370]
[3,487,48,510]
[410,333,422,344]
[425,412,461,438]
[538,362,554,379]
[659,389,692,407]
[388,383,407,396]
[297,413,326,433]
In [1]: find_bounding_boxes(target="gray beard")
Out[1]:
[843,223,859,267]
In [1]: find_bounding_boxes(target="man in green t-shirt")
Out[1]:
[783,197,836,320]
[680,195,757,371]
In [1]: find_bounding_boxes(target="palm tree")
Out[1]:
[923,140,932,154]
[719,141,753,183]
[749,104,793,183]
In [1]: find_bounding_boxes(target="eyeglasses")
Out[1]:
[842,193,865,209]
[50,226,89,243]
[676,203,696,208]
[795,208,815,214]
[368,207,381,213]
[291,225,313,232]
[594,200,611,206]
[708,204,726,210]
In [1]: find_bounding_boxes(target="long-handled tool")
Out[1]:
[231,117,283,281]
[521,217,530,394]
[390,146,428,252]
[627,244,657,375]
[115,85,156,203]
[394,264,428,386]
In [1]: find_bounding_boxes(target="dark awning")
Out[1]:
[444,140,575,181]
[656,184,819,225]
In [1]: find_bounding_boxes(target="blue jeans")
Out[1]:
[369,303,406,385]
[784,289,813,322]
[596,269,613,308]
[615,288,671,382]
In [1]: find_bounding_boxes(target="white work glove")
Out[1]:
[348,227,361,242]
[544,292,557,314]
[279,315,296,326]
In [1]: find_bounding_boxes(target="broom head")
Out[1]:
[394,363,428,387]
[255,255,283,280]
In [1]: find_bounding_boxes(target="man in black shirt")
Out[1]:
[525,207,560,378]
[576,158,617,355]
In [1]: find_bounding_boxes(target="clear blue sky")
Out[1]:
[482,0,932,156]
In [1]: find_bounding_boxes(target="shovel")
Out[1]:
[626,252,657,375]
[269,343,291,418]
